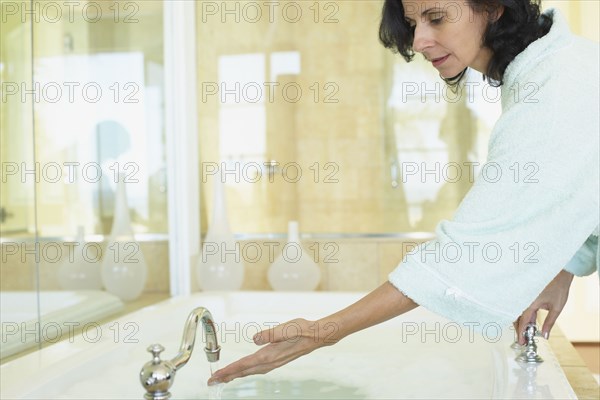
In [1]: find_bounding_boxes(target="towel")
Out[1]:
[389,8,599,328]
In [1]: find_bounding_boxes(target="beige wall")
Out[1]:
[544,0,600,42]
[196,1,411,235]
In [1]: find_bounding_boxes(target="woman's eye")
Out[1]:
[429,14,444,24]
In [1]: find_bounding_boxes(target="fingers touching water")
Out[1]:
[207,318,337,385]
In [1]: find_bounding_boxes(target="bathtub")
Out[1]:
[0,291,124,359]
[0,292,576,399]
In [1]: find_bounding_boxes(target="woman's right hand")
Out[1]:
[207,318,336,385]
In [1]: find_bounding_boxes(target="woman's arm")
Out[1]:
[207,281,418,385]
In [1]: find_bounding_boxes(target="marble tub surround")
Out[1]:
[0,292,169,365]
[0,291,124,359]
[0,292,580,399]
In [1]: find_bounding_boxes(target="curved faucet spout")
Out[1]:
[140,307,221,400]
[171,307,221,369]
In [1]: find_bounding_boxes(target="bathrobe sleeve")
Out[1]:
[389,47,599,328]
[564,236,598,277]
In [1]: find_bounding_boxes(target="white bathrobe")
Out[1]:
[389,8,599,328]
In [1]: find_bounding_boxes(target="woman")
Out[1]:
[208,0,599,385]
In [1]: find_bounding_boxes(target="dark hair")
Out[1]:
[379,0,553,87]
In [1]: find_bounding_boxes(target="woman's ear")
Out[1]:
[488,5,505,23]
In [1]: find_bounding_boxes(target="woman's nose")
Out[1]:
[412,24,434,54]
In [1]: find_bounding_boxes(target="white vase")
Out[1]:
[196,175,244,291]
[101,174,148,301]
[58,226,103,290]
[268,221,321,291]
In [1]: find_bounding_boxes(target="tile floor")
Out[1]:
[573,343,600,385]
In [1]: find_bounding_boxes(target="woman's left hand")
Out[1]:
[514,269,574,344]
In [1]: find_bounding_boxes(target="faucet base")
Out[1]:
[516,352,544,364]
[144,391,171,400]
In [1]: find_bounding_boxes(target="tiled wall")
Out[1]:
[0,238,427,293]
[196,1,415,235]
[0,241,169,293]
[235,238,424,292]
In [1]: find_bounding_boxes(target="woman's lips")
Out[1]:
[432,54,450,67]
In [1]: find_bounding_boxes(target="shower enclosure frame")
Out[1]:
[163,0,200,297]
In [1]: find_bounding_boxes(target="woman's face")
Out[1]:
[401,0,496,77]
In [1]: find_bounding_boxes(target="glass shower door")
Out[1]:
[1,0,170,361]
[0,0,39,362]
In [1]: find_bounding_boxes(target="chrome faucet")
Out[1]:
[140,307,221,400]
[516,324,544,364]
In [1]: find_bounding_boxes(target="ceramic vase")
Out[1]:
[268,221,321,291]
[196,175,244,290]
[101,174,148,301]
[58,225,103,290]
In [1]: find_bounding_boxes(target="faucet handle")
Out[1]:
[140,344,175,400]
[516,324,544,364]
[148,344,165,364]
[511,324,546,350]
[523,325,537,343]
